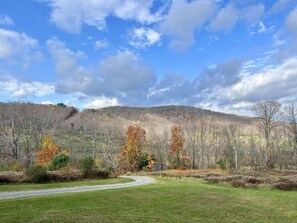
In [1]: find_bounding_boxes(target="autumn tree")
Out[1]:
[138,152,155,171]
[36,136,68,167]
[169,125,189,169]
[120,124,146,172]
[146,153,155,171]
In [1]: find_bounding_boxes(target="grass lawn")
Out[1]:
[0,177,133,192]
[0,177,296,223]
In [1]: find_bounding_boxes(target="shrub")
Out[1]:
[79,156,95,178]
[49,152,70,171]
[0,173,19,184]
[0,175,11,184]
[244,176,264,184]
[0,172,25,184]
[94,170,110,179]
[47,168,83,182]
[10,161,24,172]
[206,177,225,184]
[217,159,226,170]
[138,153,149,170]
[230,179,247,188]
[203,174,227,184]
[226,175,242,182]
[273,182,297,191]
[0,161,24,172]
[26,165,48,183]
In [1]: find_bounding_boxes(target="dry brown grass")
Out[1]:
[0,172,23,183]
[150,169,228,178]
[149,169,297,191]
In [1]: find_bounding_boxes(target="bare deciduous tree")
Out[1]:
[183,118,208,169]
[282,103,297,146]
[0,103,21,159]
[253,101,281,167]
[222,124,241,170]
[149,129,170,170]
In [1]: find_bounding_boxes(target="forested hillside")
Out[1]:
[0,102,296,172]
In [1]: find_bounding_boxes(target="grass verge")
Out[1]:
[0,177,296,223]
[0,177,132,192]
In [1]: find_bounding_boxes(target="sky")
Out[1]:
[0,0,297,115]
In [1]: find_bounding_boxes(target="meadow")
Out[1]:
[0,177,296,223]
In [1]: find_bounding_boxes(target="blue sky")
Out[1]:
[0,0,297,115]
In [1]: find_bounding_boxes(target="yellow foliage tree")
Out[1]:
[36,136,67,167]
[146,153,155,171]
[120,124,146,172]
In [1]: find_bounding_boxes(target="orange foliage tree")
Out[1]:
[36,136,68,167]
[120,124,146,172]
[169,125,190,169]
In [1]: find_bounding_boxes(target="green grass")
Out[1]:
[0,177,296,223]
[0,177,132,192]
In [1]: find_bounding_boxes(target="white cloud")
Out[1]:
[194,57,297,115]
[46,38,92,94]
[0,15,14,26]
[197,100,254,116]
[210,4,238,32]
[41,101,54,105]
[97,52,157,97]
[94,39,109,49]
[258,22,268,34]
[0,76,54,98]
[47,38,156,104]
[160,0,218,51]
[226,57,297,102]
[46,0,160,33]
[112,0,160,24]
[0,28,38,65]
[83,97,120,109]
[248,22,275,38]
[285,7,297,33]
[273,31,285,46]
[146,52,297,115]
[240,4,265,24]
[210,3,265,32]
[270,0,295,14]
[129,27,161,49]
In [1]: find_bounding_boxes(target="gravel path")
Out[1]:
[0,176,155,200]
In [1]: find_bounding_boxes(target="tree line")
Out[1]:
[0,101,296,172]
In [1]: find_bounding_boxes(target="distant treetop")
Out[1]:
[57,103,67,108]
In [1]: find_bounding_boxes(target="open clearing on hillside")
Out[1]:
[0,177,296,223]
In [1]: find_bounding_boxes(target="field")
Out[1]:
[1,177,296,223]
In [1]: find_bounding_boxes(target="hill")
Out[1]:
[91,105,254,124]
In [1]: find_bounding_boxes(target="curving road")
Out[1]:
[0,176,155,200]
